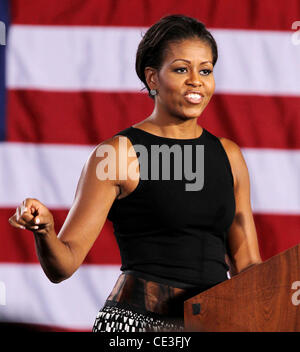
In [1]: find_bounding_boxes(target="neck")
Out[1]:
[144,108,202,140]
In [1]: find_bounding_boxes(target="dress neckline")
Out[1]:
[130,126,206,142]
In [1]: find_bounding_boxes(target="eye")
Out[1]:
[174,67,187,73]
[200,69,212,76]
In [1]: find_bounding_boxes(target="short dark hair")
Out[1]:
[135,14,218,99]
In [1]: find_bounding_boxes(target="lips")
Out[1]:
[184,91,204,104]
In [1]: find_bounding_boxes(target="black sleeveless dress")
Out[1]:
[93,126,236,332]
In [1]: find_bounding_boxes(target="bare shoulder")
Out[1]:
[85,134,137,188]
[219,136,241,157]
[98,134,134,152]
[218,137,249,189]
[92,134,128,153]
[88,134,133,164]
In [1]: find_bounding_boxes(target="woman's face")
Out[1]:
[148,38,215,120]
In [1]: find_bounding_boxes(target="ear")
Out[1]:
[144,67,158,91]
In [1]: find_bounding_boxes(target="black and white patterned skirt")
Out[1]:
[92,303,185,332]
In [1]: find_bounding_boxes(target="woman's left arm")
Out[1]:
[220,138,263,276]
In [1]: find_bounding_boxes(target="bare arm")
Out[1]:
[220,138,263,276]
[9,136,123,283]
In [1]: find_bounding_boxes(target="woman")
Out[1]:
[8,15,262,332]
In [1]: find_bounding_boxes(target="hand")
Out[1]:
[8,198,55,236]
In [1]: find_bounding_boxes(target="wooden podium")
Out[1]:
[184,244,300,332]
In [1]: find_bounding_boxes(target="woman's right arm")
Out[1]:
[8,136,124,283]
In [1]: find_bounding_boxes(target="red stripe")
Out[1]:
[254,213,300,261]
[1,208,121,264]
[10,0,300,31]
[7,90,300,149]
[1,208,299,263]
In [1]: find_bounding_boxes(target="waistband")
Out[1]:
[106,271,205,318]
[123,270,200,289]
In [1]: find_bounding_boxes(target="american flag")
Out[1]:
[0,0,299,331]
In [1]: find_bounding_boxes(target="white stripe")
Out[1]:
[0,263,121,330]
[243,148,300,214]
[0,142,300,214]
[7,25,144,92]
[212,29,300,96]
[6,25,300,95]
[0,142,94,208]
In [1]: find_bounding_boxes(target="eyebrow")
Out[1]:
[170,59,213,65]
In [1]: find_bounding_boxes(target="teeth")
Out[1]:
[187,93,201,99]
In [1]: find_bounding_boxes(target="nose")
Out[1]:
[186,70,203,87]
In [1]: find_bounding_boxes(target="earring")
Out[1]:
[150,89,157,96]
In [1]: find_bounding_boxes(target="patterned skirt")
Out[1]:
[92,271,203,333]
[92,303,184,332]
